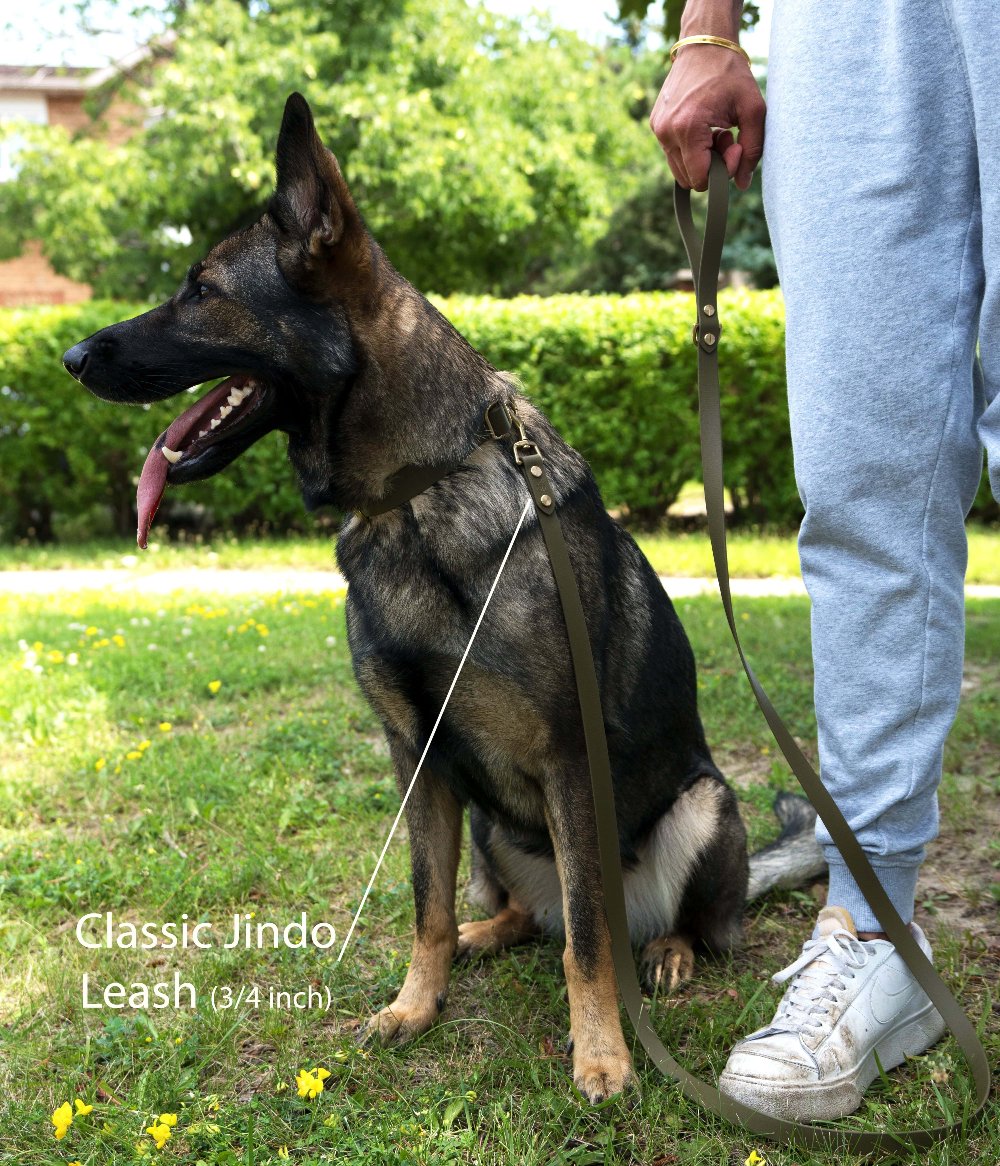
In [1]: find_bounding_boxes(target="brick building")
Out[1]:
[0,47,154,307]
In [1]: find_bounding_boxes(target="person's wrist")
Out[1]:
[679,0,742,40]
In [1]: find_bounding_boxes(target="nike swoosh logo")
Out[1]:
[869,962,919,1026]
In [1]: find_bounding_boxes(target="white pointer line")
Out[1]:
[337,496,534,963]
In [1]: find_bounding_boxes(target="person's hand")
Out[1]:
[649,45,765,192]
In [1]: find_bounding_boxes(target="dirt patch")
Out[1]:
[917,784,1000,947]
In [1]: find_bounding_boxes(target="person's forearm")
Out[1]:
[679,0,742,40]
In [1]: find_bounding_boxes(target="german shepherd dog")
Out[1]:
[64,94,822,1103]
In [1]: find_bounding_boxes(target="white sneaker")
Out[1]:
[718,905,947,1121]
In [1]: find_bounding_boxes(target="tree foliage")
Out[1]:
[615,0,760,42]
[0,0,658,298]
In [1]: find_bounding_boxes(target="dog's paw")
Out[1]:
[455,919,498,962]
[640,934,695,995]
[572,1050,637,1105]
[356,998,440,1046]
[455,908,538,962]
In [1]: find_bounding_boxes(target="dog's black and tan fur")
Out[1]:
[64,94,821,1103]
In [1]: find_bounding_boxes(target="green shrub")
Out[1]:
[442,289,796,525]
[0,293,993,542]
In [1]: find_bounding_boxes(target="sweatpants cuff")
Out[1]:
[823,858,920,933]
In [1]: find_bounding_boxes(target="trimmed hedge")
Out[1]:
[0,294,994,541]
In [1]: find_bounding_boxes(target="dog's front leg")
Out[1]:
[544,772,636,1104]
[362,737,461,1045]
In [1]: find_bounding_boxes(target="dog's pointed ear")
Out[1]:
[270,93,359,255]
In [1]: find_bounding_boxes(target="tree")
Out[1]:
[0,0,656,299]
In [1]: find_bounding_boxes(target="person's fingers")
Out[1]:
[664,144,695,191]
[733,88,766,191]
[712,128,743,181]
[649,95,693,189]
[682,131,718,192]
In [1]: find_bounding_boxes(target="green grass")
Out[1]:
[1,523,999,583]
[1,586,997,1164]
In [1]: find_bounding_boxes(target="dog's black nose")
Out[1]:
[62,342,90,381]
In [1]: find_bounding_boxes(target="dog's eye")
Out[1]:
[188,282,212,302]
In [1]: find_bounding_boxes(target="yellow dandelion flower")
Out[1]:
[68,1161,83,1166]
[74,1098,94,1115]
[158,722,172,732]
[94,637,110,648]
[51,1100,73,1139]
[95,757,106,771]
[126,751,143,761]
[207,679,222,694]
[138,739,152,751]
[256,624,269,637]
[146,1121,171,1149]
[158,1113,178,1127]
[112,634,126,647]
[47,649,65,664]
[745,1151,768,1166]
[85,626,98,636]
[313,1067,331,1081]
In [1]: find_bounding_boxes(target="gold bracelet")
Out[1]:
[669,35,751,66]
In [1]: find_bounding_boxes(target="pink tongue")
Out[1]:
[135,377,244,549]
[137,437,170,550]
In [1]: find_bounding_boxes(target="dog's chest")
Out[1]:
[350,616,551,832]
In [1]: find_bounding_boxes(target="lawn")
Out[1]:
[0,584,997,1164]
[1,525,998,584]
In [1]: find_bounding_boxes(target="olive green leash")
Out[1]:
[507,151,990,1155]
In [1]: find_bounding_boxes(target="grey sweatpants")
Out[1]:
[762,0,999,931]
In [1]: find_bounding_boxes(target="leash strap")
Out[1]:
[506,153,990,1153]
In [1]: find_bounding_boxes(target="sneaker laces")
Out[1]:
[767,928,871,1032]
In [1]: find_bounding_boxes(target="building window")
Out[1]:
[0,93,49,182]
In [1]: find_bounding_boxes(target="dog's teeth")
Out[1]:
[227,391,241,406]
[210,418,220,429]
[198,429,208,438]
[162,446,182,464]
[219,405,233,419]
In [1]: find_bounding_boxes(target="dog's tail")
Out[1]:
[747,791,827,901]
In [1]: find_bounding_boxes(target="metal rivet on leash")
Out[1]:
[540,494,552,506]
[703,333,716,345]
[703,304,715,316]
[530,465,543,478]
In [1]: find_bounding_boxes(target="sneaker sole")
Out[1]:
[719,1002,947,1122]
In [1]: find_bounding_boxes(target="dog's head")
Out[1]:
[63,93,378,546]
